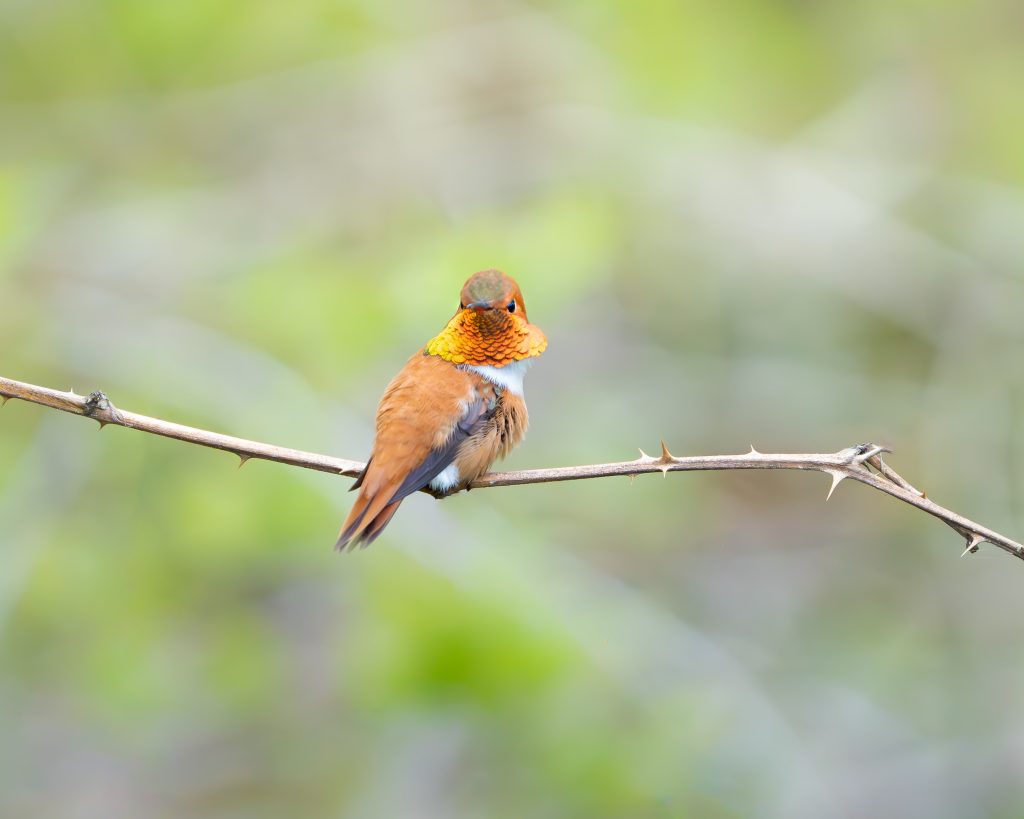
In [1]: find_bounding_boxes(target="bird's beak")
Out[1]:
[464,301,491,311]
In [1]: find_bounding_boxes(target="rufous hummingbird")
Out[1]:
[336,269,547,550]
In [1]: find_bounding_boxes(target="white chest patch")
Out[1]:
[462,360,531,396]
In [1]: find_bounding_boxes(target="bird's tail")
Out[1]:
[336,490,402,551]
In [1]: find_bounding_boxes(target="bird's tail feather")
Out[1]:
[336,490,402,551]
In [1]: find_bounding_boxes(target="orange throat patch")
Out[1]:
[425,310,547,366]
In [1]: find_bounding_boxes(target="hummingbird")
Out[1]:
[336,269,547,550]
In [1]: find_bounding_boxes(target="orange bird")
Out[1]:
[337,269,547,550]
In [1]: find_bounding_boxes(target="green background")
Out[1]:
[2,1,1023,816]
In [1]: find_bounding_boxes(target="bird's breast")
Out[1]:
[460,359,531,396]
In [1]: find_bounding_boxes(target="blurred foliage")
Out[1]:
[3,0,1024,817]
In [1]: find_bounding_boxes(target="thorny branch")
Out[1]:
[1,375,1021,562]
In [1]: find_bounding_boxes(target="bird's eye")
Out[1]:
[459,302,465,310]
[507,301,516,313]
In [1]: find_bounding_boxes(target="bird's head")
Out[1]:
[426,269,547,366]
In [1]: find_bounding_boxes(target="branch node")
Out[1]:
[865,454,926,497]
[842,442,891,466]
[863,444,889,462]
[83,391,125,428]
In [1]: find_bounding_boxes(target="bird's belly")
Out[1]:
[429,463,462,493]
[452,391,529,485]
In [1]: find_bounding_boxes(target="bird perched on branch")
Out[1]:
[337,270,547,549]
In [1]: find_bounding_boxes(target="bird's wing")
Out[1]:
[388,393,492,503]
[337,354,493,549]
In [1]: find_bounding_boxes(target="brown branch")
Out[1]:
[2,375,1021,563]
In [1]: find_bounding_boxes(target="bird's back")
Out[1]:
[337,354,527,549]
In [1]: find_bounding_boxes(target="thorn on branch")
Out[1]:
[636,444,675,474]
[825,470,846,502]
[658,441,676,475]
[748,444,760,455]
[237,454,251,468]
[961,534,986,557]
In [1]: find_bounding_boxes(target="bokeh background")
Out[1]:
[2,1,1024,816]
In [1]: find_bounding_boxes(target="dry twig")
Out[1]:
[1,374,1020,562]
